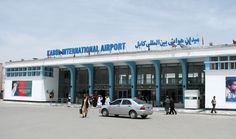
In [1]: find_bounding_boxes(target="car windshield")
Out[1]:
[133,98,147,104]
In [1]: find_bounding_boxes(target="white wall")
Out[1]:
[3,68,59,102]
[43,68,59,101]
[205,70,236,109]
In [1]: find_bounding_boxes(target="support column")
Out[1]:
[64,65,76,103]
[179,59,187,103]
[104,63,114,101]
[152,60,161,107]
[126,61,137,98]
[204,57,210,71]
[83,64,94,96]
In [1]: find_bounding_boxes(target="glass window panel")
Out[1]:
[220,56,228,61]
[146,74,152,84]
[32,72,36,76]
[230,56,236,60]
[36,72,40,76]
[211,57,218,61]
[119,74,126,85]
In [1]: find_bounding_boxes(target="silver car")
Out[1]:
[99,98,153,119]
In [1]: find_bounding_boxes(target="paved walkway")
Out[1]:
[154,107,236,116]
[2,100,236,116]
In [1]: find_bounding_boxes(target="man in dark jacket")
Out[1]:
[169,98,177,115]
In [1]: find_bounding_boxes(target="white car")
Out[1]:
[99,98,153,119]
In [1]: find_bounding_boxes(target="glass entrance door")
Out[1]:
[161,85,183,103]
[118,90,131,98]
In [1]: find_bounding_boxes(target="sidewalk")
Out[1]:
[154,107,236,116]
[1,100,236,116]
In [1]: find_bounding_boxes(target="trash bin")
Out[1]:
[184,90,200,109]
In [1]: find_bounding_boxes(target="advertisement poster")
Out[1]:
[12,81,32,96]
[225,77,236,102]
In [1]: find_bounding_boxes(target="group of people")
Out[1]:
[163,95,217,115]
[69,93,218,118]
[164,96,177,115]
[80,93,110,118]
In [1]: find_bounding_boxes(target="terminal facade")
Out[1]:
[3,41,236,109]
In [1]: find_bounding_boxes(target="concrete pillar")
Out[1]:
[126,61,137,98]
[64,65,76,103]
[152,60,161,106]
[83,64,94,96]
[179,59,187,103]
[104,63,114,101]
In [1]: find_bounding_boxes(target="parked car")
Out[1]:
[99,98,153,119]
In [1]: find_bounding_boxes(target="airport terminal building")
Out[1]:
[3,37,236,109]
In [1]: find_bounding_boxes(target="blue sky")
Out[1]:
[0,0,236,63]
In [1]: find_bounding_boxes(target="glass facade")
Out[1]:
[136,65,155,105]
[75,68,89,103]
[57,62,205,107]
[58,69,70,99]
[94,67,109,91]
[187,62,205,107]
[114,66,131,99]
[160,63,182,103]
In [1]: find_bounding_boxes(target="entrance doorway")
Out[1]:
[161,86,183,104]
[118,90,131,98]
[140,90,151,102]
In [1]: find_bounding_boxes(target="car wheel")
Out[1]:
[129,110,137,119]
[102,109,109,117]
[141,115,148,119]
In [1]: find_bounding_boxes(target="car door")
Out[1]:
[109,99,122,115]
[119,99,132,115]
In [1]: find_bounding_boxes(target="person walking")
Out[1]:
[164,96,170,115]
[105,95,110,105]
[169,98,177,115]
[97,95,102,108]
[67,95,71,107]
[211,96,217,113]
[81,94,90,118]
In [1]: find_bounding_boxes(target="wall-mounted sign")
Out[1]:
[135,37,200,48]
[226,77,236,102]
[46,37,200,57]
[47,42,126,56]
[12,81,32,97]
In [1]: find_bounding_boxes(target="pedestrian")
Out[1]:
[48,90,54,106]
[164,96,170,115]
[169,98,177,115]
[81,94,90,118]
[67,95,71,107]
[105,95,110,105]
[211,96,217,113]
[97,95,102,108]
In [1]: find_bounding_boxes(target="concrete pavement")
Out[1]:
[0,102,236,139]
